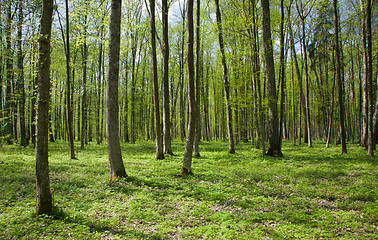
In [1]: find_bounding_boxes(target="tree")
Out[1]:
[17,0,28,147]
[181,0,196,176]
[296,0,314,147]
[194,0,201,157]
[149,0,164,160]
[214,0,235,154]
[333,0,347,154]
[35,0,54,216]
[106,0,127,180]
[65,0,76,159]
[365,0,373,155]
[262,0,282,157]
[162,0,173,155]
[5,2,13,145]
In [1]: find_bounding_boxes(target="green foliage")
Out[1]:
[0,141,377,239]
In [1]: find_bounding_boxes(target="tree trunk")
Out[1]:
[149,0,164,160]
[106,0,127,180]
[279,0,285,148]
[215,0,235,154]
[162,0,173,155]
[17,0,27,147]
[35,0,53,216]
[365,0,373,155]
[64,0,76,159]
[5,3,13,145]
[262,0,282,157]
[181,0,196,176]
[81,7,88,149]
[333,0,347,154]
[194,0,201,157]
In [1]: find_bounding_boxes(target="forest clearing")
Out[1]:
[0,141,377,239]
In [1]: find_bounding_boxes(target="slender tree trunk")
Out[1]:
[181,0,196,176]
[35,0,53,216]
[326,53,336,148]
[288,20,307,144]
[106,0,127,180]
[194,0,201,157]
[149,0,164,160]
[162,0,173,155]
[279,0,285,149]
[81,7,88,149]
[17,0,27,147]
[262,0,282,156]
[333,0,347,154]
[360,0,368,147]
[215,0,235,154]
[64,0,76,159]
[5,3,13,144]
[179,2,186,142]
[365,0,373,155]
[97,20,104,145]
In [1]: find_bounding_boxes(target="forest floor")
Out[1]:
[0,140,377,239]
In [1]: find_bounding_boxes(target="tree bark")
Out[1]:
[81,5,88,149]
[365,0,373,155]
[106,0,127,180]
[262,0,282,157]
[215,0,235,154]
[162,0,173,155]
[360,0,368,147]
[65,0,76,159]
[149,0,164,160]
[17,0,27,147]
[194,0,201,157]
[35,0,53,216]
[333,0,347,154]
[181,0,196,176]
[5,2,13,145]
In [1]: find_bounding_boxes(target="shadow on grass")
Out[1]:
[50,206,163,240]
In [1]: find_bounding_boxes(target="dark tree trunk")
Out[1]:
[365,0,373,155]
[262,0,282,157]
[81,8,88,149]
[35,0,53,216]
[215,0,235,154]
[162,0,173,155]
[288,21,307,145]
[149,0,164,160]
[333,0,347,154]
[5,3,13,145]
[278,0,285,149]
[64,0,76,159]
[181,0,196,176]
[194,0,201,157]
[17,0,27,147]
[106,0,127,180]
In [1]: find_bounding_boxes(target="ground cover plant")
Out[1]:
[0,140,377,239]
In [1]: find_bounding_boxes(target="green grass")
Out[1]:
[0,140,377,239]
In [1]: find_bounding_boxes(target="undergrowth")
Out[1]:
[0,140,377,239]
